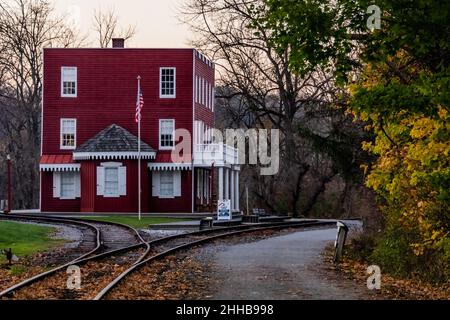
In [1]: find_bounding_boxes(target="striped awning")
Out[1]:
[40,155,80,172]
[147,163,192,171]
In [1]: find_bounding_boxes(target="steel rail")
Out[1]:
[0,213,150,298]
[94,220,336,300]
[0,214,285,298]
[0,215,334,300]
[0,214,103,298]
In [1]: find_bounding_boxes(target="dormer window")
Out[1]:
[61,67,77,97]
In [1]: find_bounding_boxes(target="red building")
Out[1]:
[40,40,240,214]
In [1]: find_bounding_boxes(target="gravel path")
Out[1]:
[206,226,373,300]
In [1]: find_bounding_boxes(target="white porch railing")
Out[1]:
[193,143,238,166]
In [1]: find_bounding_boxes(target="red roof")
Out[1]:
[40,154,75,164]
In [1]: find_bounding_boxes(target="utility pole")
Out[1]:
[5,155,12,214]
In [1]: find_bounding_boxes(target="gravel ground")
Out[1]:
[139,229,190,241]
[200,227,376,300]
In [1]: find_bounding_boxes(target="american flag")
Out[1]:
[135,78,143,123]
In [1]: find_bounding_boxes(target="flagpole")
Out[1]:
[137,76,141,221]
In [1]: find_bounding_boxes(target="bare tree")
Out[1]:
[93,7,136,48]
[182,0,371,216]
[0,0,85,208]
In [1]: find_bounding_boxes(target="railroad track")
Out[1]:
[95,220,336,300]
[0,213,149,299]
[0,215,336,300]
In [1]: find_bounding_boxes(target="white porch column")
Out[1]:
[234,170,240,211]
[224,168,229,201]
[218,167,224,201]
[204,171,209,205]
[200,170,204,205]
[230,170,235,210]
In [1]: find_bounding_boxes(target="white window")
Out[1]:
[200,77,203,105]
[159,119,175,150]
[160,172,174,197]
[160,67,176,98]
[61,67,77,97]
[152,171,181,198]
[206,82,210,109]
[96,163,126,197]
[212,87,215,112]
[195,75,199,103]
[61,172,75,198]
[60,118,76,149]
[210,84,214,110]
[105,167,119,196]
[204,80,207,106]
[53,172,80,199]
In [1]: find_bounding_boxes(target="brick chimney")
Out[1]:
[112,38,125,48]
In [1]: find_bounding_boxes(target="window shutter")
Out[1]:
[75,172,81,198]
[174,171,181,197]
[118,166,127,196]
[53,172,61,198]
[96,166,105,196]
[152,171,160,197]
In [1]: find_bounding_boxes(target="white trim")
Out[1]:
[148,163,192,171]
[102,164,120,198]
[40,163,81,172]
[159,67,176,99]
[159,119,175,150]
[60,118,77,150]
[100,162,123,167]
[61,66,77,98]
[73,152,156,160]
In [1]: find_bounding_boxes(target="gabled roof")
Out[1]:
[73,124,156,160]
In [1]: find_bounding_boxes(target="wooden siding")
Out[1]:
[149,170,192,213]
[40,171,80,212]
[42,48,194,156]
[194,53,215,127]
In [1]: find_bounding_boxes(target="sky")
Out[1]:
[51,0,193,48]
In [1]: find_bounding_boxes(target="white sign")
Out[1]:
[217,199,232,220]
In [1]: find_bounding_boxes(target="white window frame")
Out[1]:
[53,171,80,200]
[97,162,126,198]
[201,77,205,105]
[60,171,76,199]
[206,82,210,109]
[60,118,77,150]
[159,119,175,150]
[159,171,175,198]
[61,66,77,98]
[104,167,119,197]
[152,170,182,198]
[210,84,213,110]
[159,67,176,98]
[212,87,215,112]
[195,75,199,103]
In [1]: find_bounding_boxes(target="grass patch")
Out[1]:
[0,221,64,262]
[80,216,191,228]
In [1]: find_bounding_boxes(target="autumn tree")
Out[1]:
[262,0,450,281]
[182,0,373,217]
